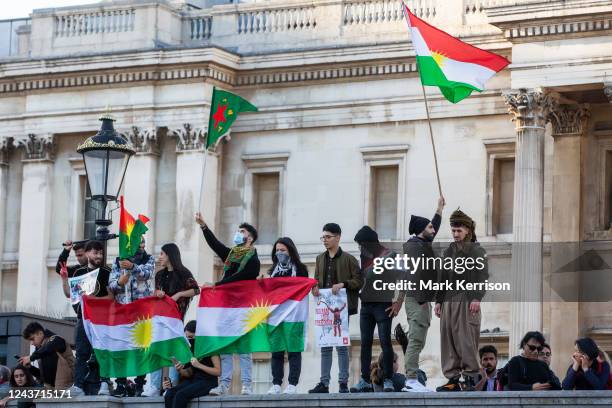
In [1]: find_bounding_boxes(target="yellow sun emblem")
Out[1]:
[130,316,153,350]
[242,299,272,332]
[432,51,448,68]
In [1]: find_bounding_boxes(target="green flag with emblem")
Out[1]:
[206,88,258,149]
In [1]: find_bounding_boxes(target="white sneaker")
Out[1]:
[209,384,227,396]
[141,385,160,397]
[283,384,297,394]
[401,378,433,393]
[241,384,253,395]
[97,382,110,395]
[68,385,84,397]
[267,384,281,394]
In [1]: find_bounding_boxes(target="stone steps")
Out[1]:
[24,391,612,408]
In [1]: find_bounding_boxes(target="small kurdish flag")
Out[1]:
[403,5,510,103]
[206,87,258,149]
[195,277,317,357]
[82,295,192,378]
[119,196,149,259]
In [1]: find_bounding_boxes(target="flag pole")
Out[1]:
[419,82,443,197]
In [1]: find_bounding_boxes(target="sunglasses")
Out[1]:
[526,344,544,352]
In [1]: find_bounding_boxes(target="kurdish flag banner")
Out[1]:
[82,295,192,378]
[403,5,509,103]
[195,277,317,357]
[206,87,257,149]
[119,195,149,259]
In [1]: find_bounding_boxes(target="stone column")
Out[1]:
[121,126,160,254]
[13,134,55,312]
[171,124,221,297]
[503,89,558,352]
[548,104,590,374]
[0,138,11,298]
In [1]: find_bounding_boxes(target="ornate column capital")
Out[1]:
[549,104,590,136]
[0,137,12,166]
[503,88,559,130]
[170,123,207,152]
[120,126,159,155]
[13,133,55,162]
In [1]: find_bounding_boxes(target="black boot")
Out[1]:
[436,376,461,392]
[112,381,128,398]
[308,383,329,393]
[339,383,349,393]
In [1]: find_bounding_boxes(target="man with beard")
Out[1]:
[349,226,402,393]
[56,240,88,277]
[69,240,112,396]
[435,209,488,391]
[108,235,155,396]
[395,197,445,392]
[474,346,498,391]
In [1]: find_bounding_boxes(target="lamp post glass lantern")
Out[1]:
[77,113,135,242]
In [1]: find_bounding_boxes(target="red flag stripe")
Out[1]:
[405,6,509,72]
[82,295,182,325]
[198,277,317,308]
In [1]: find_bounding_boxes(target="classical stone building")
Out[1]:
[0,0,611,393]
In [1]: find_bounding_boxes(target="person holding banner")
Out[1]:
[350,226,402,393]
[64,240,111,396]
[309,223,361,394]
[260,237,309,395]
[195,213,260,396]
[108,235,155,397]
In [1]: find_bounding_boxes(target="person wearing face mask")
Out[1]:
[394,197,445,393]
[195,213,260,396]
[260,237,309,395]
[350,226,402,393]
[108,235,155,397]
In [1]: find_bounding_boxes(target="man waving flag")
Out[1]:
[403,5,510,103]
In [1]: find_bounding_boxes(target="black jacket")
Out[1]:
[29,330,67,387]
[201,227,260,285]
[55,248,83,276]
[436,241,489,303]
[507,356,561,391]
[403,213,441,303]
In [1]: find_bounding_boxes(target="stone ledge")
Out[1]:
[18,391,612,408]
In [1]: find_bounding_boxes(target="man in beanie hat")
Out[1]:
[435,208,488,391]
[393,197,445,392]
[349,226,402,393]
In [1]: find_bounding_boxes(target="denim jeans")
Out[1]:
[360,302,393,381]
[74,318,92,389]
[320,346,349,386]
[150,365,179,390]
[271,352,301,386]
[220,354,252,388]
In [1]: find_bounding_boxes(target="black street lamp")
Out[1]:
[77,112,135,248]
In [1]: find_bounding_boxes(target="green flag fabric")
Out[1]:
[206,88,258,148]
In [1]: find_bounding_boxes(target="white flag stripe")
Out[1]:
[196,299,308,338]
[411,26,495,90]
[84,315,186,352]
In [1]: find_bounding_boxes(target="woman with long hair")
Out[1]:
[143,243,200,397]
[263,237,308,394]
[562,337,610,390]
[1,365,39,408]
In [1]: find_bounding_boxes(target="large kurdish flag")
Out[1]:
[195,277,317,357]
[82,295,192,378]
[119,195,149,259]
[403,5,510,103]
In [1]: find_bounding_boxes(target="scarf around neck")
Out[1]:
[224,245,256,274]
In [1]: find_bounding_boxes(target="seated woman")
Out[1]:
[562,337,610,390]
[163,352,220,408]
[0,365,39,408]
[371,352,407,392]
[507,331,561,391]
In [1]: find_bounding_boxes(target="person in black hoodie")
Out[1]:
[507,331,561,391]
[195,212,260,396]
[262,237,308,395]
[562,337,610,390]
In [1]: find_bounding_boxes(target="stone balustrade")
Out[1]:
[0,0,547,58]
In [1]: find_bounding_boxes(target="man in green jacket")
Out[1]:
[309,223,361,394]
